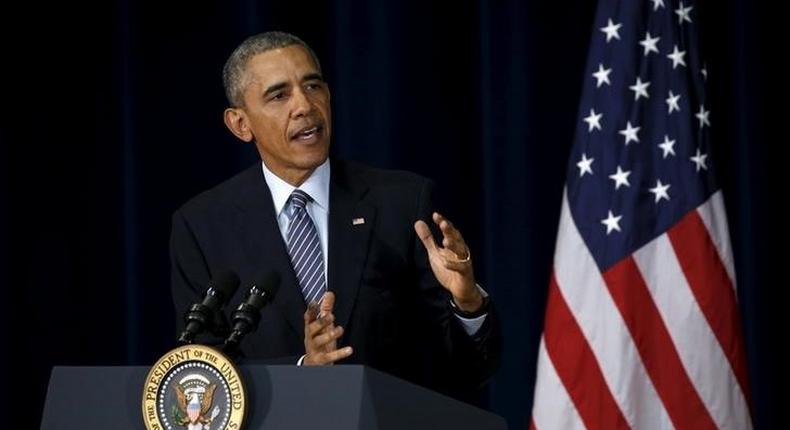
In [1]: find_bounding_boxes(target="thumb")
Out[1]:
[320,291,335,316]
[414,220,438,254]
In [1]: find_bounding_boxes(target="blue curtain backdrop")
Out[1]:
[1,0,780,427]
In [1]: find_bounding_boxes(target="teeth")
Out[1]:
[296,127,318,139]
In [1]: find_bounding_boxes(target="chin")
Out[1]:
[297,150,329,169]
[304,141,329,158]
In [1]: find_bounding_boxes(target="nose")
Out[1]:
[290,87,313,118]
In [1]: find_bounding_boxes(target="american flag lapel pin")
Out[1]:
[352,217,365,226]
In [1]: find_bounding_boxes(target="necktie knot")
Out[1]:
[288,189,311,215]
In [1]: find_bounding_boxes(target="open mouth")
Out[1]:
[290,124,323,142]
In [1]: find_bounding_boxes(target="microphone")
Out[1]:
[178,270,241,345]
[222,271,281,357]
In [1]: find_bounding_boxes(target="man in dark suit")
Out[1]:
[171,31,500,401]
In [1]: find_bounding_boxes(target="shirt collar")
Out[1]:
[260,158,331,216]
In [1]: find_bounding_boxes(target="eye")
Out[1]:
[305,82,323,91]
[271,92,285,100]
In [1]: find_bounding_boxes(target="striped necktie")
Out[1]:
[285,189,326,304]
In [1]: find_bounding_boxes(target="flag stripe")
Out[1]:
[633,232,751,429]
[667,209,752,416]
[603,256,716,430]
[544,274,629,429]
[695,192,736,286]
[531,337,586,430]
[553,192,672,429]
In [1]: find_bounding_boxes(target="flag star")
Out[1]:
[675,1,693,24]
[696,104,711,128]
[639,32,661,56]
[601,210,623,235]
[690,148,708,172]
[651,0,665,11]
[600,18,622,43]
[666,90,681,114]
[608,166,632,190]
[667,45,687,69]
[629,77,651,100]
[577,153,594,177]
[658,135,676,158]
[592,64,612,87]
[583,109,603,132]
[619,121,641,145]
[649,179,671,203]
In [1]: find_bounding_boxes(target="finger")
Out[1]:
[307,312,335,337]
[433,212,458,234]
[440,222,464,245]
[437,248,473,270]
[319,291,335,317]
[441,258,473,272]
[303,303,320,331]
[414,220,438,253]
[433,213,468,258]
[442,236,469,259]
[435,212,464,243]
[321,346,354,363]
[433,211,451,228]
[308,313,334,336]
[310,325,344,349]
[433,211,458,239]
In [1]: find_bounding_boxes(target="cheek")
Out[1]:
[308,94,330,112]
[255,118,287,141]
[317,102,332,124]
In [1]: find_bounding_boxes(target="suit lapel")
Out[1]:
[231,166,306,339]
[329,161,375,330]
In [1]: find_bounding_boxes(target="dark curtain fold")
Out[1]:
[1,0,778,427]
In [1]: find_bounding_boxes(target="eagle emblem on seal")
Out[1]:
[171,374,221,430]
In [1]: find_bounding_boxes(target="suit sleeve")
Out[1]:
[412,179,502,396]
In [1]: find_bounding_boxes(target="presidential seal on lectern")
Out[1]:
[142,344,246,430]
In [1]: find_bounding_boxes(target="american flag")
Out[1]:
[530,1,752,429]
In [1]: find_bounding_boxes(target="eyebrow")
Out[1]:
[263,73,325,97]
[263,82,288,97]
[303,73,324,82]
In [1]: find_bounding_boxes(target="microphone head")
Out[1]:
[207,270,241,304]
[178,270,240,344]
[253,270,281,298]
[239,271,281,311]
[223,271,281,353]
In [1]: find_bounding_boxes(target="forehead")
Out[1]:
[244,45,320,87]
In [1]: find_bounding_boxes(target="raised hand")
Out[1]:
[414,212,483,312]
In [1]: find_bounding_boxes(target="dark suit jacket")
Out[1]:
[170,159,501,401]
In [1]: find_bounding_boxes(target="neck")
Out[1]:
[262,160,316,187]
[280,169,314,187]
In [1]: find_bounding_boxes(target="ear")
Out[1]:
[223,108,253,142]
